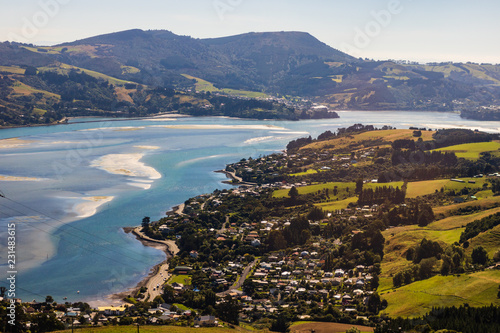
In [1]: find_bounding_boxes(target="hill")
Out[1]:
[2,29,500,125]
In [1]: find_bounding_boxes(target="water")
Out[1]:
[1,111,499,303]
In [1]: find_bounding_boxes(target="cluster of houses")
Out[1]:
[0,296,220,329]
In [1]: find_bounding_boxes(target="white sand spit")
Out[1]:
[244,136,276,144]
[0,174,46,181]
[128,182,152,190]
[73,196,115,218]
[90,154,161,179]
[134,145,160,150]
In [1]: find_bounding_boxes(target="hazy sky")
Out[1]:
[1,0,499,63]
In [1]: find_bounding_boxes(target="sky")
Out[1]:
[1,0,499,64]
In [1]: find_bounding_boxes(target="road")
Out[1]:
[217,259,257,297]
[133,227,180,301]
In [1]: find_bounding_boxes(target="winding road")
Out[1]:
[133,227,180,300]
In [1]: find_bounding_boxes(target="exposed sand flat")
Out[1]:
[133,145,160,150]
[129,179,154,183]
[0,138,35,149]
[79,126,145,132]
[51,141,80,144]
[244,136,277,144]
[90,154,161,179]
[128,182,152,190]
[0,174,45,181]
[73,196,114,218]
[152,124,288,130]
[114,127,145,131]
[270,130,310,135]
[176,154,236,167]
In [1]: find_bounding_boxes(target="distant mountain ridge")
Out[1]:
[1,28,500,126]
[56,29,355,92]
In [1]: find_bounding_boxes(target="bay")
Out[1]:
[0,111,499,304]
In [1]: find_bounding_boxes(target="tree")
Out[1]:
[24,66,37,76]
[471,246,488,265]
[0,286,6,297]
[45,295,54,304]
[288,186,299,200]
[370,230,385,257]
[494,249,500,262]
[367,293,381,314]
[270,313,290,332]
[141,216,150,230]
[346,327,361,333]
[267,230,287,251]
[307,206,325,221]
[204,290,216,307]
[355,177,364,194]
[216,296,240,325]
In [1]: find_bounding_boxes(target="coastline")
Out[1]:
[95,226,180,307]
[215,169,257,186]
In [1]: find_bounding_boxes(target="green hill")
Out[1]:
[2,29,500,124]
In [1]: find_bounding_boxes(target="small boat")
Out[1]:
[77,291,80,294]
[63,297,67,300]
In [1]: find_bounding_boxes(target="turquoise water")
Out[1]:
[1,112,500,303]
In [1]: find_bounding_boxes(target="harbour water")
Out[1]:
[1,111,499,303]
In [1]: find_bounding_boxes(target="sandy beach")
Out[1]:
[93,226,180,307]
[90,153,162,180]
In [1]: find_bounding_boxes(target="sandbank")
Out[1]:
[244,136,277,144]
[72,196,115,218]
[133,145,160,150]
[0,138,35,149]
[0,174,46,181]
[90,153,161,180]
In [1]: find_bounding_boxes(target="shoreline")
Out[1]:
[215,169,257,186]
[96,226,180,307]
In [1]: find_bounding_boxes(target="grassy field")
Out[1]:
[273,182,355,198]
[38,63,133,86]
[407,178,488,198]
[430,206,500,231]
[381,206,500,277]
[273,181,403,198]
[433,195,500,217]
[406,179,450,198]
[10,80,61,99]
[121,65,141,75]
[434,141,500,160]
[274,181,406,212]
[379,271,500,318]
[181,74,268,99]
[53,326,253,333]
[289,169,318,176]
[302,129,435,152]
[314,197,358,211]
[290,321,374,333]
[168,274,192,286]
[467,224,500,257]
[0,65,26,74]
